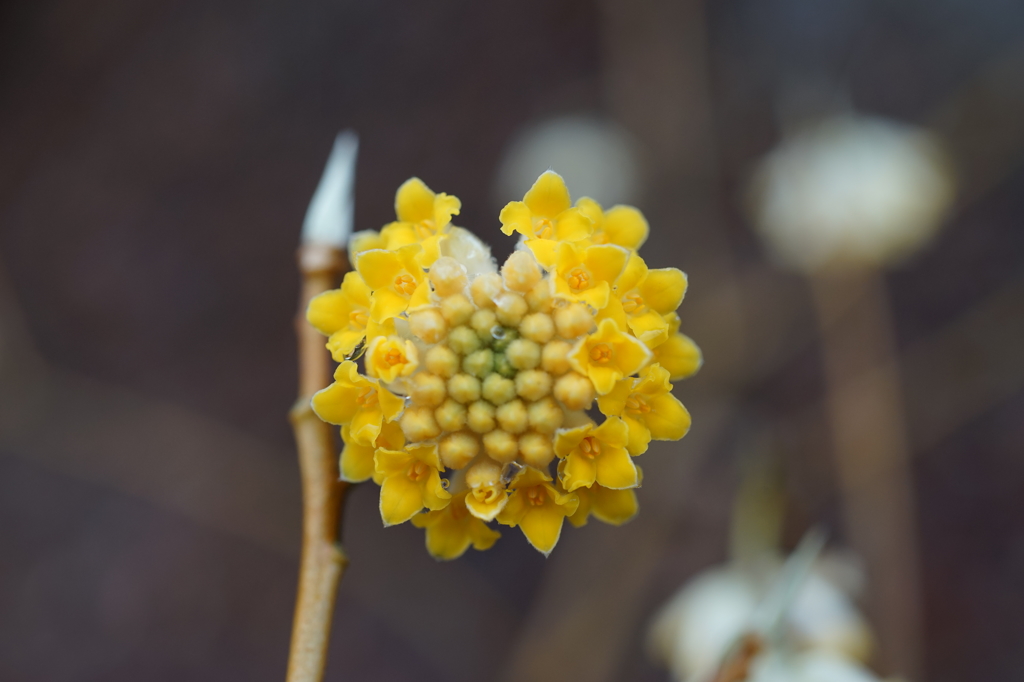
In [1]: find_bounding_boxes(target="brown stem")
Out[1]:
[809,266,923,681]
[286,244,348,682]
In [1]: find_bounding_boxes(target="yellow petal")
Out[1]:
[525,238,560,268]
[595,446,638,489]
[575,197,604,226]
[597,377,633,417]
[378,387,406,422]
[379,475,426,526]
[375,420,406,451]
[349,405,382,446]
[414,234,445,269]
[349,229,384,256]
[626,310,669,346]
[519,502,568,556]
[561,453,598,491]
[588,365,620,396]
[653,328,703,380]
[380,221,418,249]
[576,281,611,311]
[407,280,433,311]
[645,393,691,441]
[597,295,629,331]
[615,252,648,292]
[432,192,461,229]
[582,244,629,285]
[523,171,571,218]
[499,201,533,237]
[306,289,350,335]
[326,329,366,361]
[566,485,592,528]
[465,488,508,521]
[356,249,403,291]
[553,422,593,458]
[311,379,360,425]
[339,424,375,483]
[395,177,436,223]
[602,205,649,249]
[554,207,594,242]
[369,288,409,322]
[591,486,639,525]
[373,447,413,479]
[641,268,687,314]
[496,489,527,526]
[623,414,651,456]
[593,416,629,449]
[611,326,654,376]
[420,471,452,511]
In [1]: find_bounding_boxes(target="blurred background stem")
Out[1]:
[285,244,348,682]
[810,266,923,680]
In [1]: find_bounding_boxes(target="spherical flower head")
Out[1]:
[750,114,954,272]
[306,170,699,558]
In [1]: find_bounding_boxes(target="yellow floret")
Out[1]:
[501,250,543,292]
[519,312,555,343]
[428,256,469,296]
[495,291,528,326]
[435,399,468,431]
[514,369,552,401]
[447,373,482,404]
[440,293,475,326]
[541,339,572,375]
[554,302,595,339]
[482,373,517,405]
[527,397,564,434]
[470,309,498,339]
[470,273,503,309]
[409,307,447,344]
[425,344,460,378]
[439,432,479,469]
[410,372,446,407]
[483,430,519,463]
[554,371,595,410]
[526,279,553,312]
[462,348,494,378]
[467,400,496,433]
[495,399,528,434]
[506,338,541,370]
[400,406,441,442]
[448,326,481,355]
[519,432,555,468]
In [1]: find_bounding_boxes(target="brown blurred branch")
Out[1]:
[285,244,348,682]
[809,267,922,680]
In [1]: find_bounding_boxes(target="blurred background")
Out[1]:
[1,0,1023,680]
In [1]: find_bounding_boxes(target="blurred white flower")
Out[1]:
[648,552,875,682]
[750,115,954,271]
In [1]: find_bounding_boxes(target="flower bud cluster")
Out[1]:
[307,172,701,558]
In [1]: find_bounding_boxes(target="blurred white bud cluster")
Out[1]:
[750,115,955,272]
[648,551,882,682]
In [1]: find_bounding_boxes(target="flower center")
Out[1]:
[414,220,435,239]
[621,292,646,315]
[589,343,612,364]
[526,487,546,506]
[567,267,591,292]
[393,273,417,296]
[535,218,555,239]
[384,348,405,366]
[450,503,468,521]
[579,435,601,459]
[473,485,501,504]
[591,231,609,245]
[407,461,429,482]
[356,387,378,407]
[349,309,369,329]
[625,394,651,414]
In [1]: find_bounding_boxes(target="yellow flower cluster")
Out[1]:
[308,171,701,558]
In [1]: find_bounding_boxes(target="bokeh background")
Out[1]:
[2,0,1023,680]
